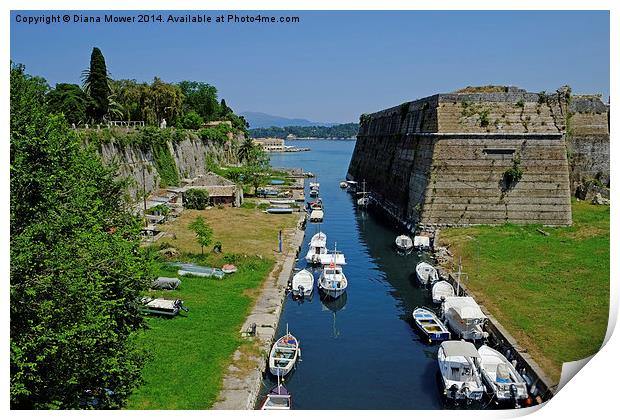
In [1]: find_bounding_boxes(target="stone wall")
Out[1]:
[97,131,242,201]
[348,87,577,227]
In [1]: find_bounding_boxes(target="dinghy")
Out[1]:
[339,181,348,188]
[438,341,485,401]
[415,261,439,285]
[309,189,319,197]
[140,297,189,317]
[414,235,431,250]
[305,232,328,264]
[412,307,451,342]
[292,269,314,298]
[309,209,324,222]
[268,327,300,377]
[432,281,455,303]
[478,345,528,406]
[260,380,292,410]
[395,235,414,253]
[442,296,489,341]
[266,207,294,214]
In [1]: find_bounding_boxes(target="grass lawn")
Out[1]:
[126,205,298,409]
[438,200,609,383]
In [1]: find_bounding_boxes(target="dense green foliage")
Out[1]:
[46,83,92,125]
[10,63,154,408]
[81,47,111,122]
[152,141,179,188]
[249,122,359,139]
[180,111,204,130]
[188,216,213,254]
[178,81,220,122]
[184,188,210,210]
[198,123,233,145]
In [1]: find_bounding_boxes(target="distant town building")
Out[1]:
[253,137,285,152]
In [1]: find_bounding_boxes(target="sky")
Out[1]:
[10,10,610,123]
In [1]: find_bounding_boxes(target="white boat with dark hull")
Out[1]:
[438,341,485,401]
[442,296,489,341]
[291,269,314,298]
[395,235,414,253]
[478,345,528,406]
[412,307,451,343]
[415,262,439,286]
[305,232,327,264]
[414,235,431,250]
[309,209,324,222]
[259,381,292,410]
[432,281,455,303]
[268,327,300,377]
[318,245,348,299]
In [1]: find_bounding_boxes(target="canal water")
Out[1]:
[266,139,444,409]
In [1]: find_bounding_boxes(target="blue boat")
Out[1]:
[412,307,451,343]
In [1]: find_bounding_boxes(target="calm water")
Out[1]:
[266,140,443,409]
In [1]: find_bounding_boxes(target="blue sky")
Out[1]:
[10,10,609,123]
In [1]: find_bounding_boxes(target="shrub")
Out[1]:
[184,188,210,210]
[181,111,204,130]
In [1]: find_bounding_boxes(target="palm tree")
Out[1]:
[237,137,255,163]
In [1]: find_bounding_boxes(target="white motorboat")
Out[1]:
[442,296,489,341]
[318,246,348,299]
[432,281,455,303]
[309,182,320,190]
[259,380,292,410]
[291,269,314,298]
[309,209,324,222]
[415,261,439,285]
[309,189,319,197]
[305,232,327,264]
[395,235,414,253]
[438,341,485,401]
[413,235,431,250]
[412,307,451,342]
[339,181,348,188]
[268,327,300,377]
[478,345,529,406]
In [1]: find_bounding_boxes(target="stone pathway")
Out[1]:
[212,215,306,409]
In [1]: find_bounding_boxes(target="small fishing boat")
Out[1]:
[413,235,431,250]
[292,269,314,298]
[140,297,189,317]
[309,189,319,197]
[259,379,292,410]
[415,261,439,285]
[269,199,296,205]
[308,198,323,210]
[442,296,489,341]
[356,180,370,207]
[339,181,348,188]
[309,209,324,222]
[478,345,529,406]
[395,235,414,253]
[432,280,455,303]
[412,307,451,342]
[438,341,485,401]
[318,245,348,299]
[222,264,238,274]
[269,327,300,377]
[305,232,327,264]
[309,181,320,190]
[266,207,294,214]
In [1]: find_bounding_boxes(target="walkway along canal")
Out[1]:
[261,140,445,409]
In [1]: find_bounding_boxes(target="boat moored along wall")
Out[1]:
[347,86,609,228]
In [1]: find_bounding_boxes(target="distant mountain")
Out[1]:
[241,111,338,129]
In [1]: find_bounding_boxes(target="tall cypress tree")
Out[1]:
[83,47,110,122]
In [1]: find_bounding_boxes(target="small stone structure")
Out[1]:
[348,86,609,228]
[180,172,243,207]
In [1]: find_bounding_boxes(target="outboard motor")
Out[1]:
[449,384,459,401]
[174,299,189,313]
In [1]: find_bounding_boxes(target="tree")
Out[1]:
[143,77,184,126]
[219,98,232,116]
[11,63,153,409]
[188,216,213,255]
[82,47,111,122]
[177,81,220,122]
[46,83,91,125]
[181,111,204,130]
[237,136,256,163]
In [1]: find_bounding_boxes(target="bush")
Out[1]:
[198,123,231,145]
[181,111,204,130]
[184,188,210,210]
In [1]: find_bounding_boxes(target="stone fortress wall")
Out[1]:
[347,86,609,228]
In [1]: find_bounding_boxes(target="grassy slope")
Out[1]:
[127,205,298,409]
[438,200,609,383]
